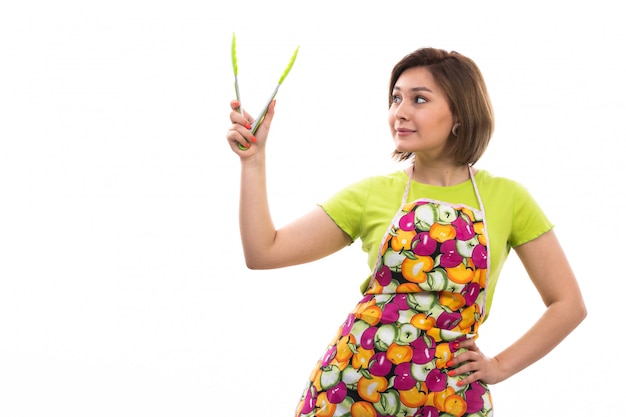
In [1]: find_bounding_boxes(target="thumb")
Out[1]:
[259,99,277,129]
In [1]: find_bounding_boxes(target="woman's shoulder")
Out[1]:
[326,170,407,203]
[476,169,524,188]
[336,170,407,191]
[366,170,408,187]
[475,169,537,202]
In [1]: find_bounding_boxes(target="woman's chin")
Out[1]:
[393,138,416,153]
[394,144,415,154]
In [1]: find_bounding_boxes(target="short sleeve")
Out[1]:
[510,182,554,247]
[318,177,372,242]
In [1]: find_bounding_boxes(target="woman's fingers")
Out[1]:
[226,99,277,153]
[446,338,502,386]
[226,126,248,150]
[227,99,259,150]
[229,101,253,125]
[226,121,257,151]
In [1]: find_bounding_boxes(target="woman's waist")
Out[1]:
[350,292,483,338]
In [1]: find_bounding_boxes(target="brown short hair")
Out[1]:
[389,48,494,166]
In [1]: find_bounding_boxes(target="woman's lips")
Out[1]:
[396,127,415,136]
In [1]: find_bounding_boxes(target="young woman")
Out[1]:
[225,47,586,417]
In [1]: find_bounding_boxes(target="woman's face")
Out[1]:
[388,66,456,160]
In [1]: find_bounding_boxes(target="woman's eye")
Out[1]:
[415,96,426,104]
[391,95,401,103]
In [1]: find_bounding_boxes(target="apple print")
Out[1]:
[372,389,401,417]
[451,213,475,240]
[423,268,449,291]
[360,326,378,350]
[375,265,393,286]
[293,199,492,417]
[414,203,437,231]
[399,211,416,231]
[321,345,337,367]
[375,294,394,304]
[369,352,393,376]
[341,365,361,389]
[465,388,485,413]
[412,231,437,256]
[406,291,437,312]
[410,334,437,364]
[440,329,464,342]
[469,381,486,395]
[425,368,447,391]
[340,314,355,337]
[436,204,458,224]
[393,362,418,390]
[436,310,462,330]
[410,361,437,382]
[381,302,401,324]
[333,396,355,417]
[398,309,417,324]
[392,294,410,310]
[462,282,481,305]
[374,324,398,351]
[320,365,341,390]
[326,380,347,404]
[415,405,439,417]
[439,240,463,268]
[350,319,370,343]
[361,294,374,304]
[383,249,405,272]
[456,235,480,258]
[397,323,419,344]
[300,386,318,415]
[472,244,488,269]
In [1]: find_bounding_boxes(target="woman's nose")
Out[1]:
[394,101,409,120]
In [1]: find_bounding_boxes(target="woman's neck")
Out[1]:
[407,161,472,187]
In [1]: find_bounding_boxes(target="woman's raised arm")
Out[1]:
[226,99,351,270]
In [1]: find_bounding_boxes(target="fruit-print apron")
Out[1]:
[295,167,494,417]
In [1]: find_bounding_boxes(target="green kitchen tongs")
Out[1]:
[231,32,300,150]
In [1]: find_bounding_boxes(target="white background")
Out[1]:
[1,1,624,416]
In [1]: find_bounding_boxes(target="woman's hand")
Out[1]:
[449,230,586,387]
[226,99,276,157]
[448,338,503,386]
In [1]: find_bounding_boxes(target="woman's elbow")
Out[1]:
[244,257,265,270]
[243,253,275,270]
[575,300,588,324]
[565,297,587,329]
[246,262,268,270]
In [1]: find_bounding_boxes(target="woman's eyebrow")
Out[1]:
[393,86,433,93]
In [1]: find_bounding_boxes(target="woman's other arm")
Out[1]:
[452,229,586,385]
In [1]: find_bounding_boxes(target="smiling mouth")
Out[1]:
[396,128,415,135]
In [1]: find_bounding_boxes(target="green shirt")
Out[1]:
[319,169,553,320]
